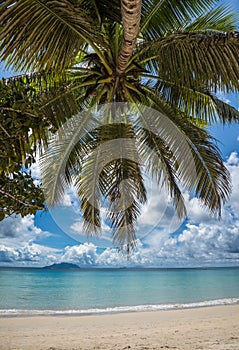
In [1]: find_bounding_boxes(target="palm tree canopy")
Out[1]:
[1,0,239,251]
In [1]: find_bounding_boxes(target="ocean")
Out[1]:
[0,267,238,317]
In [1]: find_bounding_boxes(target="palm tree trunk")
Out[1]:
[116,0,142,75]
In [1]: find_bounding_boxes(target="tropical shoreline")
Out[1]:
[0,297,239,318]
[1,304,238,350]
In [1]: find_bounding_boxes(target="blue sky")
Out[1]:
[1,1,239,267]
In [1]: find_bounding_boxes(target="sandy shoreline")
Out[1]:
[0,305,238,350]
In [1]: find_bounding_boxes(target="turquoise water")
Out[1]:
[0,267,238,316]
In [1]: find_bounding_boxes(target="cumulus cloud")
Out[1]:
[0,243,59,266]
[226,151,239,166]
[0,243,41,262]
[0,215,48,244]
[0,245,19,262]
[98,241,152,266]
[0,214,57,266]
[61,243,98,266]
[30,161,42,186]
[155,221,239,265]
[70,220,84,234]
[59,240,152,267]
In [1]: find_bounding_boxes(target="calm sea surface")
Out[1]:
[0,267,238,316]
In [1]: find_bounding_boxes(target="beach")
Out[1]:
[0,305,238,350]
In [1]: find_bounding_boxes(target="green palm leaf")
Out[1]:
[40,110,100,206]
[0,0,107,72]
[141,0,223,37]
[76,121,147,249]
[137,31,239,92]
[81,0,121,24]
[137,93,231,216]
[184,5,238,32]
[153,79,239,124]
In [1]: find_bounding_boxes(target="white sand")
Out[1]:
[0,305,238,350]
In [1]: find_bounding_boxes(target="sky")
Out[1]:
[1,1,239,268]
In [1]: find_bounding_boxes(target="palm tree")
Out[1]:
[1,0,239,251]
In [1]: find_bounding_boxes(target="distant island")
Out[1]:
[42,262,80,270]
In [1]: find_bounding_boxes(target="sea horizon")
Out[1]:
[1,264,239,270]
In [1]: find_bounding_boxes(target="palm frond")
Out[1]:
[137,127,187,219]
[189,128,231,215]
[79,121,146,247]
[75,142,103,235]
[110,199,140,253]
[81,0,121,24]
[154,79,217,123]
[99,122,146,251]
[136,91,231,217]
[137,31,239,92]
[40,110,100,206]
[38,85,80,130]
[141,0,221,38]
[184,5,238,32]
[0,0,107,72]
[152,79,239,124]
[210,95,239,124]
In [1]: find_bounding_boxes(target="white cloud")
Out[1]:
[70,220,84,233]
[0,245,19,262]
[61,187,81,207]
[226,151,239,166]
[0,215,49,246]
[61,243,98,266]
[97,247,151,267]
[0,243,59,266]
[0,214,57,266]
[59,240,153,267]
[225,154,239,214]
[61,193,72,207]
[30,161,42,186]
